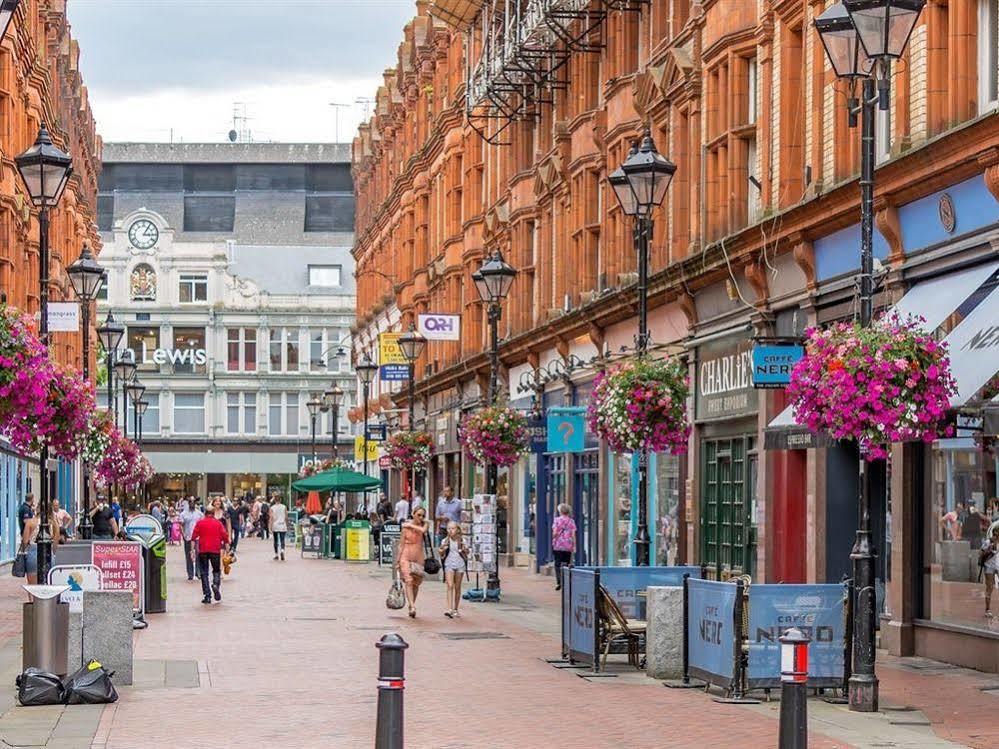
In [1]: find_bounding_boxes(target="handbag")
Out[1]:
[423,533,441,575]
[386,572,406,610]
[12,551,27,578]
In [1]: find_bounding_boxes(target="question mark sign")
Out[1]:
[559,421,574,446]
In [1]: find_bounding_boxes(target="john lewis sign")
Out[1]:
[124,342,208,367]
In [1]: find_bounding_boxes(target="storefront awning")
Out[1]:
[894,260,999,332]
[942,282,999,406]
[145,451,299,474]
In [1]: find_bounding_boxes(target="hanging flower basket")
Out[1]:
[587,357,690,455]
[384,430,434,472]
[94,429,150,488]
[787,313,957,460]
[460,406,529,468]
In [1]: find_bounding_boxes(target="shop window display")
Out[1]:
[925,438,999,630]
[655,453,681,567]
[613,452,633,566]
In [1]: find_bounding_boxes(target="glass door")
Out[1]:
[573,451,598,565]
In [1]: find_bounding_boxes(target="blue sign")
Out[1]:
[527,417,547,453]
[568,568,597,663]
[751,343,804,389]
[686,579,739,688]
[597,566,703,620]
[547,407,587,453]
[746,583,847,688]
[380,364,409,382]
[365,424,387,442]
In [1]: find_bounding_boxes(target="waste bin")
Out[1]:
[127,531,167,614]
[22,584,70,676]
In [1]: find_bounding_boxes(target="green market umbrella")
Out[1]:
[291,468,382,493]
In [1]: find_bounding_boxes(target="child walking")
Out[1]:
[439,521,468,618]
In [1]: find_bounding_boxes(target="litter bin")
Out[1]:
[22,584,70,675]
[127,531,167,614]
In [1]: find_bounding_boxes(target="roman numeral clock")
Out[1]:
[128,218,159,250]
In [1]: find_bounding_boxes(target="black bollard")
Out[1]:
[778,627,810,749]
[375,633,409,749]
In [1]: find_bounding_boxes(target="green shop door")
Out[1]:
[700,436,756,580]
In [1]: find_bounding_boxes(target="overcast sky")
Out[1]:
[67,0,417,144]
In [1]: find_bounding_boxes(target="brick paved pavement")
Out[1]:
[1,541,996,748]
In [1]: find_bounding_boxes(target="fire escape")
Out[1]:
[429,0,647,144]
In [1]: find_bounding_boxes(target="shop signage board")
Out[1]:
[745,583,847,688]
[546,407,586,453]
[527,417,547,452]
[47,302,80,332]
[567,568,597,664]
[124,514,164,541]
[92,541,144,613]
[751,342,804,389]
[597,566,703,620]
[686,578,739,688]
[417,313,461,341]
[344,519,371,562]
[301,526,322,556]
[353,436,378,462]
[379,521,401,565]
[695,336,758,421]
[365,424,387,442]
[47,565,102,614]
[379,332,409,381]
[124,342,208,367]
[379,455,392,469]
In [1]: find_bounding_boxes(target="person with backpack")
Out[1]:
[551,503,577,591]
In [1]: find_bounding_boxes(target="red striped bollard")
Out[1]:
[375,633,408,749]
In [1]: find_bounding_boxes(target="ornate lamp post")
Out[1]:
[135,400,148,503]
[307,397,324,463]
[124,377,145,509]
[607,130,676,567]
[398,324,427,500]
[472,250,517,592]
[815,0,924,714]
[113,358,137,437]
[97,311,125,418]
[16,123,73,584]
[356,355,379,477]
[324,384,345,459]
[67,244,106,540]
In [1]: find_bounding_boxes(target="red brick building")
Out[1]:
[0,0,102,561]
[354,1,999,669]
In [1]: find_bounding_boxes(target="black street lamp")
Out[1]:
[113,358,137,438]
[398,324,427,501]
[816,0,924,714]
[324,384,345,459]
[124,378,145,512]
[67,243,106,540]
[473,250,517,593]
[307,397,324,463]
[608,129,676,568]
[0,0,20,43]
[135,400,148,502]
[356,355,379,477]
[16,123,73,585]
[96,311,125,428]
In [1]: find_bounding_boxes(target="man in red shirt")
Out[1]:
[191,509,230,604]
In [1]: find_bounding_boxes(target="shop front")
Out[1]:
[691,333,759,581]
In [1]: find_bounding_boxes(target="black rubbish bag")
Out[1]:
[16,667,65,706]
[62,660,118,705]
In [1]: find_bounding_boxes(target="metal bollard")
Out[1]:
[778,627,810,749]
[375,633,409,749]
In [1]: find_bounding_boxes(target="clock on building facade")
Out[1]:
[128,219,159,249]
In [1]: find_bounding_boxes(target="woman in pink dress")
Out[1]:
[396,506,429,618]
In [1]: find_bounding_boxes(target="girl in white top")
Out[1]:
[438,521,468,619]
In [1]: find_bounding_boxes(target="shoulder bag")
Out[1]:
[423,532,441,575]
[12,551,27,578]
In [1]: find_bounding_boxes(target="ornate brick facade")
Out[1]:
[0,0,102,373]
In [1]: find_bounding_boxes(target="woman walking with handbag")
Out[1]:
[396,507,430,618]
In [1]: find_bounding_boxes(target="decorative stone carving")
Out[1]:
[129,263,156,301]
[874,197,905,264]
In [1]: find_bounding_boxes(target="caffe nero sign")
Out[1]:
[696,336,757,421]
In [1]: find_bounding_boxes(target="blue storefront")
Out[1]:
[0,446,76,563]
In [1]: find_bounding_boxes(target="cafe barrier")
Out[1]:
[685,577,745,696]
[745,583,849,690]
[561,566,705,671]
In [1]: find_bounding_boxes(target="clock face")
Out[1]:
[128,219,159,249]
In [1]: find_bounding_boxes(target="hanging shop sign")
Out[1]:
[365,424,387,442]
[353,436,379,462]
[379,332,409,381]
[47,302,80,332]
[527,417,548,452]
[751,340,804,389]
[546,407,587,453]
[417,313,461,341]
[695,336,757,421]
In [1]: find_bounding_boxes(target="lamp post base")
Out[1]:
[848,673,878,713]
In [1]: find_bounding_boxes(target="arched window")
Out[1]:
[130,263,156,301]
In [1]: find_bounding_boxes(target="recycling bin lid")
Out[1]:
[126,532,166,548]
[22,584,70,600]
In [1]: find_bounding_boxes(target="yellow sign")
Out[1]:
[354,435,379,462]
[378,332,406,366]
[344,521,370,562]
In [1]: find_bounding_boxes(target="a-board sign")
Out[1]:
[302,526,322,555]
[92,541,144,613]
[344,520,370,562]
[379,522,401,565]
[47,565,102,614]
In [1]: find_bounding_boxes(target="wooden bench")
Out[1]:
[596,585,647,670]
